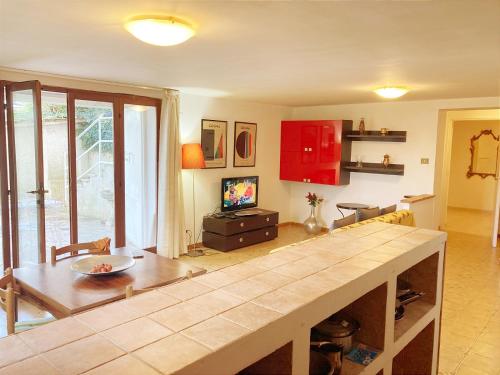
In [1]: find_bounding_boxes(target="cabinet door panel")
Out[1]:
[301,125,318,164]
[281,122,301,151]
[280,151,302,182]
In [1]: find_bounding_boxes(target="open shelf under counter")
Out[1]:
[394,300,435,342]
[394,252,439,343]
[343,162,405,176]
[393,321,436,375]
[344,130,407,142]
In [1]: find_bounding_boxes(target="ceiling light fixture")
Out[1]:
[125,16,195,46]
[374,87,409,99]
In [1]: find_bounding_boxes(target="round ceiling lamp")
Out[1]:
[374,87,409,99]
[125,16,195,46]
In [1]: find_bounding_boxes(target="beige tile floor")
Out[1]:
[1,222,499,374]
[444,206,494,238]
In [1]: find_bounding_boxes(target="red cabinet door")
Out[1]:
[280,122,302,182]
[310,124,336,185]
[281,120,350,185]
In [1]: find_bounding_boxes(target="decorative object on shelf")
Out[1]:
[358,117,366,134]
[467,129,499,179]
[380,127,388,136]
[304,192,324,234]
[382,154,390,168]
[356,156,363,168]
[201,119,227,168]
[343,162,405,176]
[344,130,406,142]
[182,143,206,257]
[234,122,257,167]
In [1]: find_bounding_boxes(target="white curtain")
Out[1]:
[157,89,186,258]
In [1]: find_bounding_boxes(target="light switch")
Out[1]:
[421,158,429,165]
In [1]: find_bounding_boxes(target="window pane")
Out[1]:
[124,104,157,249]
[75,100,115,245]
[42,91,70,253]
[11,90,40,266]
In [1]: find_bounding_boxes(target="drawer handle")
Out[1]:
[240,222,245,227]
[265,231,269,236]
[239,237,244,243]
[266,217,270,222]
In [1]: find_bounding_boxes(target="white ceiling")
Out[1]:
[1,0,499,106]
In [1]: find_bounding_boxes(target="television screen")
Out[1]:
[221,176,259,212]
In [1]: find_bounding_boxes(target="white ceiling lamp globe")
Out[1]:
[125,16,195,46]
[374,87,409,99]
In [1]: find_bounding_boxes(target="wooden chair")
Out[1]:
[357,206,380,222]
[51,237,111,264]
[0,268,16,335]
[381,204,397,215]
[332,213,356,230]
[125,270,194,299]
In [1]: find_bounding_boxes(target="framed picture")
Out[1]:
[234,122,257,167]
[201,119,227,168]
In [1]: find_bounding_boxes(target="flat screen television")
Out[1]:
[221,176,259,212]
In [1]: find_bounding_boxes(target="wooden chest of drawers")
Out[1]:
[202,209,279,252]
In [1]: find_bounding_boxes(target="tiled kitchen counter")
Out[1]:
[0,222,447,375]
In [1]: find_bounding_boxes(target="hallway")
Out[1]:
[444,207,494,238]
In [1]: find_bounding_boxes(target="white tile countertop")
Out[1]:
[0,222,447,375]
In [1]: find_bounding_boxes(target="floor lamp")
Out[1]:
[182,143,206,257]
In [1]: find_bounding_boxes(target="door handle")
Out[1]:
[26,189,49,194]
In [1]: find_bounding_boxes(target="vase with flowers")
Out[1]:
[304,192,324,234]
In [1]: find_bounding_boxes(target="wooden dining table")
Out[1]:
[13,247,206,318]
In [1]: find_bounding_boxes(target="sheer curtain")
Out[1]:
[157,89,186,258]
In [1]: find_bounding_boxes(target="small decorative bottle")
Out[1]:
[383,154,390,168]
[359,118,366,135]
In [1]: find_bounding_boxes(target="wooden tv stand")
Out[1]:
[202,209,279,252]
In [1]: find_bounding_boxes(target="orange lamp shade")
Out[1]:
[182,143,206,169]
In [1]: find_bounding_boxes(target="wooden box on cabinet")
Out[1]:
[280,120,352,185]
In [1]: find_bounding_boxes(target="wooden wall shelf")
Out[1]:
[345,131,407,142]
[343,162,405,176]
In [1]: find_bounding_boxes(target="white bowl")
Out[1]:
[70,255,135,275]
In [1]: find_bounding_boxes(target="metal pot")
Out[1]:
[309,350,332,375]
[312,317,360,354]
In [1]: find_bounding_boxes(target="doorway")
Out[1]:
[434,108,500,244]
[0,80,161,269]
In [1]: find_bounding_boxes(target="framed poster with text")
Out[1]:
[234,122,257,167]
[201,119,227,168]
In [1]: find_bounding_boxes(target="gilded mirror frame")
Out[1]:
[467,129,499,179]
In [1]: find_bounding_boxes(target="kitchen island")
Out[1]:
[0,221,446,375]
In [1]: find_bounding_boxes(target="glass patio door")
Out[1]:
[5,81,46,267]
[69,95,119,246]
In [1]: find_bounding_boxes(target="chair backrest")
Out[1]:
[333,213,356,229]
[381,204,397,215]
[51,237,111,264]
[0,268,15,335]
[357,206,380,222]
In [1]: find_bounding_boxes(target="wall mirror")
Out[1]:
[467,129,499,178]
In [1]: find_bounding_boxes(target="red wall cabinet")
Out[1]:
[280,120,352,185]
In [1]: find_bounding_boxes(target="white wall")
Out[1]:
[289,97,500,227]
[448,120,500,211]
[179,93,293,243]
